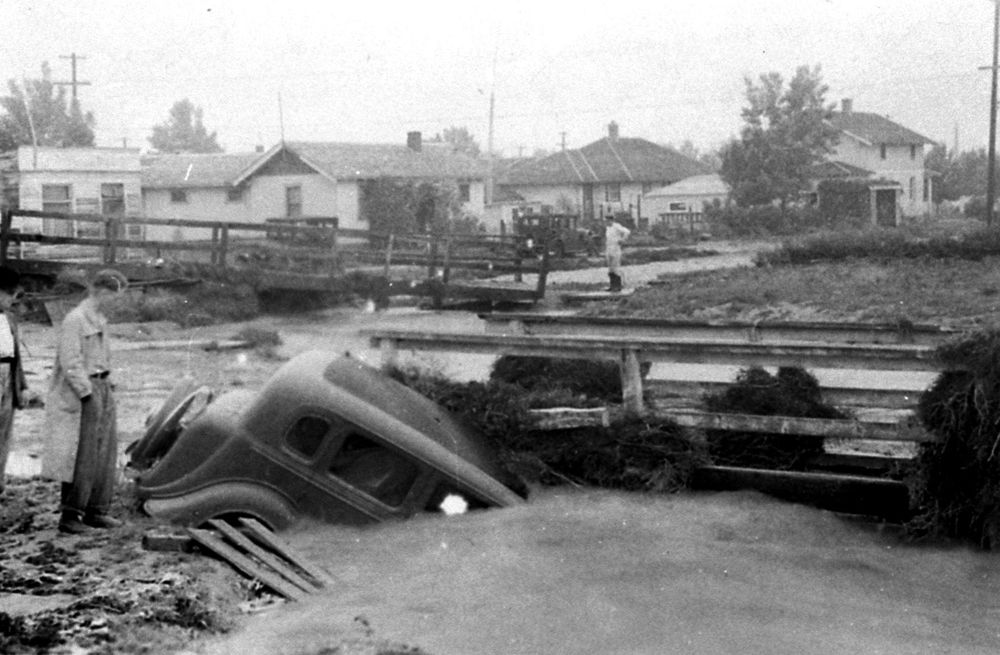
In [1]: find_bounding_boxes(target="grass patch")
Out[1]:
[104,282,260,326]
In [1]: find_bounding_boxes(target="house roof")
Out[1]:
[141,152,264,188]
[498,137,707,186]
[809,160,874,179]
[828,111,935,146]
[645,174,729,198]
[280,141,487,181]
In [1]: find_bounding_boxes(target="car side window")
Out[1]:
[285,415,330,459]
[328,433,419,507]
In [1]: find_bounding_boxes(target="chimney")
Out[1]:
[608,121,619,141]
[841,98,853,114]
[407,131,422,152]
[255,144,264,153]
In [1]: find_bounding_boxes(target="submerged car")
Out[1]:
[128,352,525,530]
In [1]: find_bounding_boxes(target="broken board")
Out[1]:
[176,518,333,601]
[560,289,634,305]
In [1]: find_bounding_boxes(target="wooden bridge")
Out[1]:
[0,209,550,304]
[362,313,963,518]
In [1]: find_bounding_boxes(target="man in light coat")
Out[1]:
[604,216,631,292]
[0,266,28,492]
[42,269,127,534]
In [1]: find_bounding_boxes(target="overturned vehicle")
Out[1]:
[128,352,525,530]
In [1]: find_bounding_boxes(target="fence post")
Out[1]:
[0,209,11,266]
[620,348,645,416]
[378,337,398,371]
[384,234,395,278]
[218,225,229,269]
[442,237,453,285]
[211,226,219,266]
[104,217,119,264]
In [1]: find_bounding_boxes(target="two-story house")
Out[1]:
[824,99,937,218]
[495,122,706,230]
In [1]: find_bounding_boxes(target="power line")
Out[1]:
[54,53,91,102]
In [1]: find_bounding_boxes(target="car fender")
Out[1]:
[142,480,299,531]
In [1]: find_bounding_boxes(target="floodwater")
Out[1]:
[205,487,1000,655]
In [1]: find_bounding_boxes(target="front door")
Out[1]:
[875,189,897,227]
[582,184,594,221]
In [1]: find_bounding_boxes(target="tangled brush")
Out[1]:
[908,329,1000,548]
[702,367,844,470]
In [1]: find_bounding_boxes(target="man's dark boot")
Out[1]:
[609,273,623,292]
[59,509,92,535]
[607,273,617,292]
[84,512,122,529]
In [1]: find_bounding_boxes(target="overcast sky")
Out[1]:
[1,0,996,156]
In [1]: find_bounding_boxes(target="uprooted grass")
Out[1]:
[702,367,843,470]
[908,329,1000,548]
[388,364,708,492]
[489,356,626,402]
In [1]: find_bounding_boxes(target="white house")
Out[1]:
[825,99,936,218]
[2,146,142,237]
[642,174,729,225]
[496,122,706,230]
[141,132,487,240]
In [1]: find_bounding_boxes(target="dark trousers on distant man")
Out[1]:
[60,377,118,519]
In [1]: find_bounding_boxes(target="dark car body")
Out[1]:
[513,211,599,257]
[132,352,524,530]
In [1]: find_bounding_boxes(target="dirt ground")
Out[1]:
[3,250,1000,653]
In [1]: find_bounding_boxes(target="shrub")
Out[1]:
[702,367,841,470]
[704,204,843,238]
[490,356,624,401]
[907,329,1000,548]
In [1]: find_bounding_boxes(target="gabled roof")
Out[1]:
[279,141,487,182]
[828,111,935,146]
[498,137,707,186]
[141,152,263,188]
[809,160,874,179]
[645,174,729,198]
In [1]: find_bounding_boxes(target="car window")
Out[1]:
[328,433,419,507]
[285,415,330,459]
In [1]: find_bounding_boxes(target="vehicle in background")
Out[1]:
[512,209,600,258]
[128,352,525,530]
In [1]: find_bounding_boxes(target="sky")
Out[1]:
[0,0,997,157]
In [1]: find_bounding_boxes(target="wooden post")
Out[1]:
[535,247,549,299]
[442,238,452,285]
[329,223,340,272]
[620,348,644,416]
[218,225,229,269]
[104,217,119,264]
[0,209,11,266]
[383,234,395,278]
[211,226,219,265]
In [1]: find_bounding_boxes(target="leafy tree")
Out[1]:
[0,62,95,150]
[148,99,222,153]
[669,140,722,172]
[429,126,481,157]
[720,65,839,207]
[926,144,999,203]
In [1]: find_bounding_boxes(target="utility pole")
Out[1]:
[55,53,91,102]
[985,0,999,226]
[559,132,567,151]
[486,47,498,207]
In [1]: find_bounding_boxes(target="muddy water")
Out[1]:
[206,488,1000,655]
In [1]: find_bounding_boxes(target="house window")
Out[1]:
[227,187,244,203]
[910,145,917,160]
[641,183,654,194]
[42,184,72,213]
[923,176,930,202]
[668,202,687,212]
[909,177,916,200]
[328,433,419,507]
[286,185,302,218]
[880,144,887,160]
[605,183,621,202]
[458,183,470,203]
[170,189,188,203]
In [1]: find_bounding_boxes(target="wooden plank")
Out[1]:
[479,312,960,346]
[207,519,321,593]
[663,409,937,442]
[361,330,950,372]
[186,528,306,601]
[238,518,335,586]
[527,407,610,430]
[620,348,644,416]
[645,380,924,410]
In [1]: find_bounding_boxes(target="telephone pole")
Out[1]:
[55,53,91,102]
[985,1,999,226]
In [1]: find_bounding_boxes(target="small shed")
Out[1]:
[641,174,729,229]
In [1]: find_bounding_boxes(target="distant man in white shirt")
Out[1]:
[604,216,631,292]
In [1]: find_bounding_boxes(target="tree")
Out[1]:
[926,144,999,203]
[148,99,222,153]
[0,62,95,150]
[669,140,723,172]
[720,65,839,207]
[429,126,481,157]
